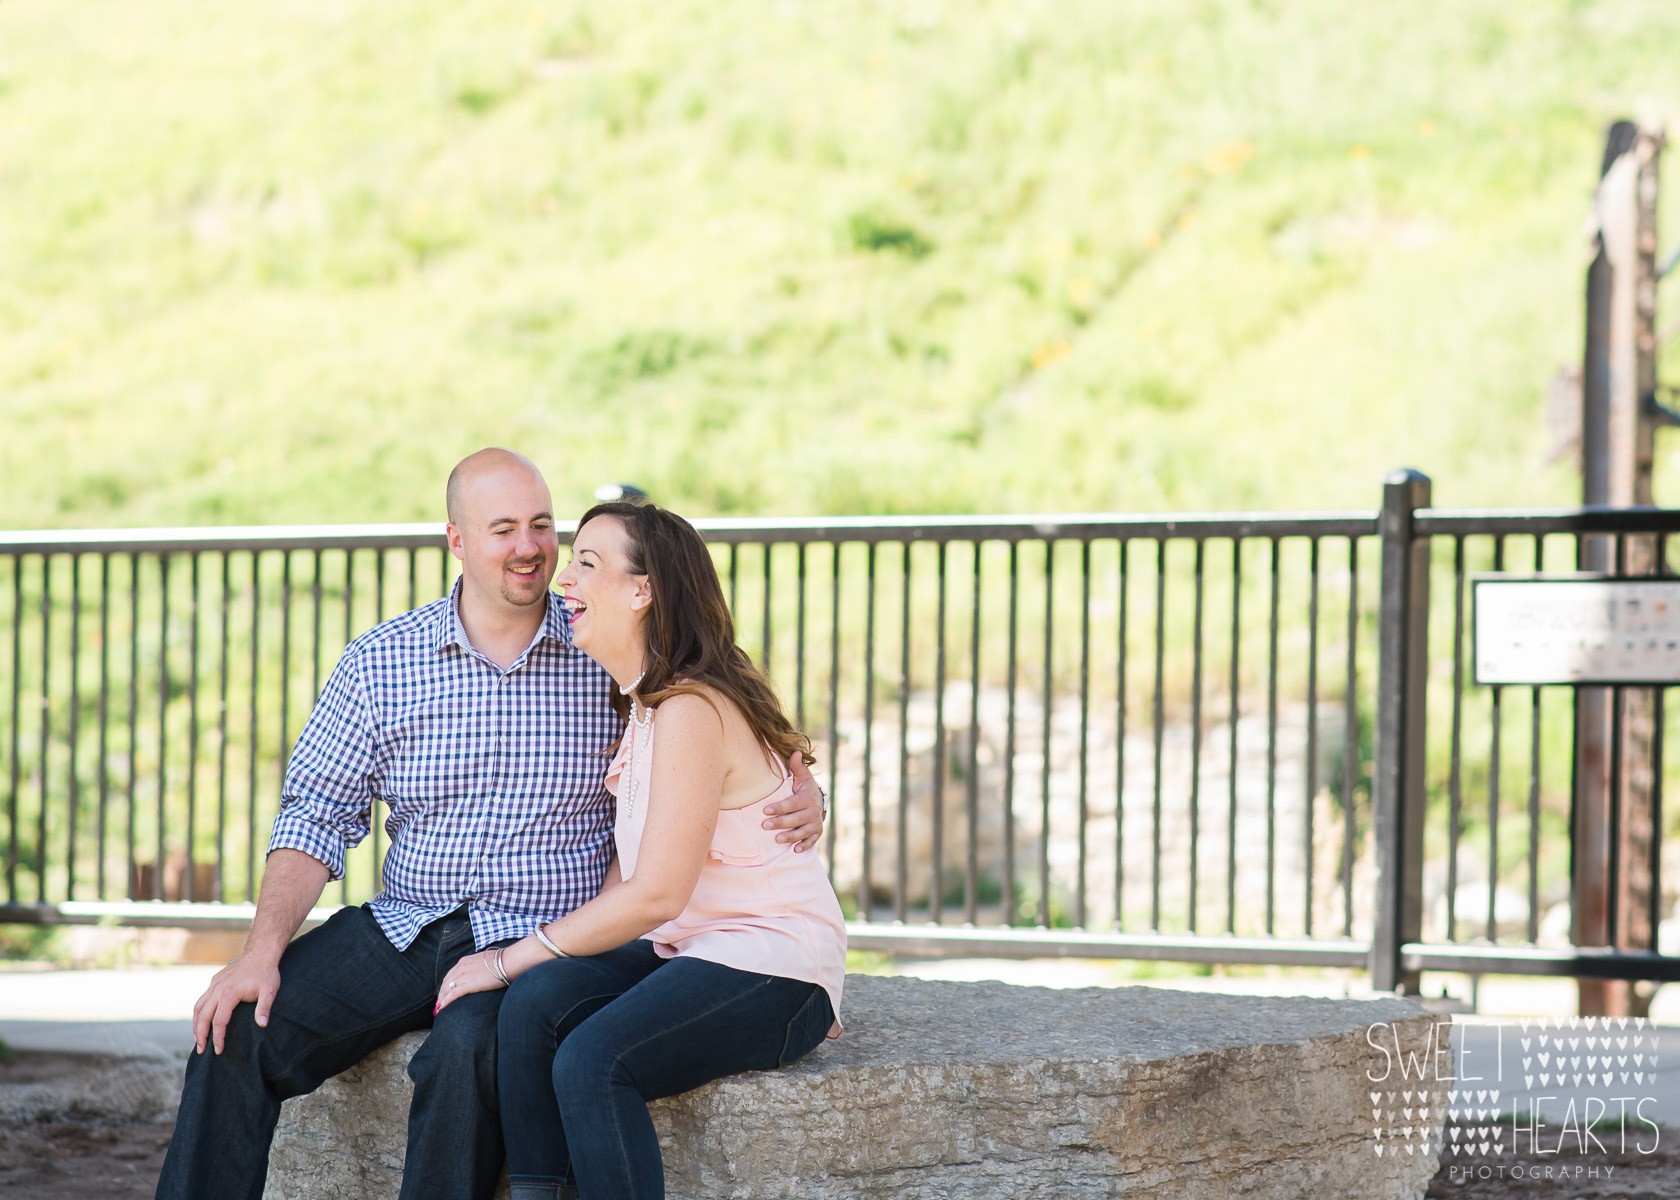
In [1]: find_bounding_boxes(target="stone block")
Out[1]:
[267,975,1447,1199]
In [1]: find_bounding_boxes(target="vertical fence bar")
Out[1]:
[761,543,773,673]
[345,550,356,649]
[794,543,807,733]
[1003,541,1019,925]
[1607,535,1627,947]
[1150,538,1166,931]
[860,542,877,922]
[1303,537,1319,936]
[218,553,231,902]
[311,550,324,703]
[1526,533,1543,944]
[1487,536,1505,943]
[312,547,324,705]
[1077,540,1091,930]
[1651,684,1665,952]
[1229,538,1242,934]
[407,548,418,613]
[728,545,738,614]
[1040,541,1055,928]
[278,551,293,792]
[1653,537,1668,951]
[153,554,168,901]
[97,554,111,899]
[932,540,948,924]
[1265,537,1280,934]
[68,555,82,900]
[826,543,840,882]
[1115,539,1128,929]
[1371,469,1431,994]
[127,556,140,900]
[185,552,201,902]
[38,554,52,899]
[1187,539,1204,932]
[1608,683,1623,945]
[1447,536,1465,941]
[247,552,261,900]
[966,540,982,924]
[1341,536,1359,939]
[895,543,911,924]
[8,557,20,903]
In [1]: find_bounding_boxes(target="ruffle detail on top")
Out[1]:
[603,737,631,798]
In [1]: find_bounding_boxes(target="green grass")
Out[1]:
[5,0,1680,529]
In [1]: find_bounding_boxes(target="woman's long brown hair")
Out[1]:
[578,501,814,768]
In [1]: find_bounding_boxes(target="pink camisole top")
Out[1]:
[606,711,846,1036]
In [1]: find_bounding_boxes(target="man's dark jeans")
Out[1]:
[155,903,512,1200]
[497,939,833,1200]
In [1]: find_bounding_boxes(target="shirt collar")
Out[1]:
[433,580,575,658]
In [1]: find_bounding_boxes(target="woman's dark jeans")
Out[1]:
[497,939,833,1200]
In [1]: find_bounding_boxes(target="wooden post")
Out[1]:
[1575,121,1665,1018]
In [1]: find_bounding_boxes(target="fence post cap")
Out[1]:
[1382,468,1431,487]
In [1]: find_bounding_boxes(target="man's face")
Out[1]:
[446,464,559,612]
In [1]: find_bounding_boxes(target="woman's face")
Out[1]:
[555,516,649,661]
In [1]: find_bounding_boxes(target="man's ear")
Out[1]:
[445,523,466,563]
[630,575,653,612]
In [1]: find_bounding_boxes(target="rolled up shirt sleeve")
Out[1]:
[266,652,379,881]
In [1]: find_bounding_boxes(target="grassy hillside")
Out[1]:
[4,0,1680,529]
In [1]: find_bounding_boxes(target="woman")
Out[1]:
[434,500,845,1200]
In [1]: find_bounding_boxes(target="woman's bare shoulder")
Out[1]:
[657,684,764,770]
[653,686,732,735]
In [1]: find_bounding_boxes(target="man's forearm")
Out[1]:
[242,848,331,962]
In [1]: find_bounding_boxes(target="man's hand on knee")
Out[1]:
[761,753,825,853]
[192,953,282,1055]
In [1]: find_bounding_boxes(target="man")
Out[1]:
[155,449,826,1200]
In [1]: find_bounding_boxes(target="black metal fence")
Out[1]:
[2,475,1678,985]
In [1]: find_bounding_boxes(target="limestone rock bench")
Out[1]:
[265,974,1447,1199]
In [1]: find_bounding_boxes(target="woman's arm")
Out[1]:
[437,693,725,1008]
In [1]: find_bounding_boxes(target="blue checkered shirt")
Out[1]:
[267,584,622,950]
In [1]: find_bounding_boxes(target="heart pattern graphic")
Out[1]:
[1364,1018,1664,1160]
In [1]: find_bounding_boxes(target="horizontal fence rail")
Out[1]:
[3,493,1678,985]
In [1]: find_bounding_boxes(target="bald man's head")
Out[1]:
[446,448,546,527]
[444,448,559,614]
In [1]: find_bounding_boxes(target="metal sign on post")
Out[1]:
[1473,574,1680,685]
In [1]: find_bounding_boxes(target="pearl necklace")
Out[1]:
[623,695,654,822]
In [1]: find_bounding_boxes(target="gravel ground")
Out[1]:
[0,1118,172,1198]
[1424,1120,1680,1200]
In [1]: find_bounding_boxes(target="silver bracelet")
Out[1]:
[534,923,569,959]
[490,946,512,987]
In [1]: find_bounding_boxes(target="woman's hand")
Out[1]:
[434,949,505,1014]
